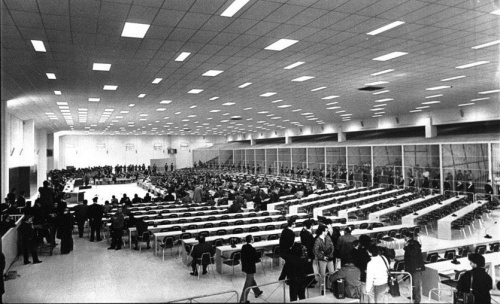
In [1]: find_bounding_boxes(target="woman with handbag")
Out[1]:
[365,245,389,303]
[456,253,492,304]
[313,225,335,295]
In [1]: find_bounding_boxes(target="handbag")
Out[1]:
[453,274,475,304]
[381,256,400,297]
[185,246,194,267]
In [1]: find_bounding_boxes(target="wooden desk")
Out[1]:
[401,196,466,226]
[437,200,488,240]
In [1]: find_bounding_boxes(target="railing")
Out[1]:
[167,290,239,303]
[242,273,318,303]
[346,271,412,303]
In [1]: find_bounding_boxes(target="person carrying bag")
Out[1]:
[455,253,492,304]
[381,254,400,297]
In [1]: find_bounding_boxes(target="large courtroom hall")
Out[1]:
[1,0,499,303]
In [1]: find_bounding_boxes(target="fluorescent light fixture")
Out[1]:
[129,104,135,107]
[54,91,61,95]
[371,69,394,76]
[277,105,292,108]
[367,21,405,35]
[373,52,408,61]
[478,89,500,94]
[471,97,489,101]
[327,106,341,109]
[373,104,387,107]
[422,101,441,105]
[260,92,277,97]
[115,116,124,119]
[103,85,117,90]
[416,106,430,109]
[57,102,68,106]
[284,61,305,69]
[458,103,474,107]
[321,95,339,100]
[93,63,111,71]
[89,98,100,102]
[375,98,393,102]
[265,39,299,51]
[410,110,422,113]
[365,81,389,86]
[491,9,500,15]
[340,114,352,117]
[189,105,197,109]
[59,106,69,109]
[238,82,252,88]
[243,107,252,110]
[373,90,390,95]
[139,114,148,116]
[156,108,166,111]
[160,100,173,104]
[175,52,191,61]
[311,86,327,92]
[441,75,466,81]
[209,97,219,101]
[291,109,302,112]
[372,115,382,117]
[210,110,221,112]
[258,111,269,114]
[138,94,146,98]
[370,108,384,111]
[426,86,451,91]
[455,61,489,69]
[31,40,46,52]
[271,99,283,103]
[46,73,56,79]
[221,0,250,17]
[121,22,150,38]
[120,111,129,114]
[188,115,197,117]
[188,89,203,94]
[326,102,338,105]
[472,40,500,49]
[222,102,235,106]
[202,70,223,76]
[425,94,443,98]
[152,78,162,84]
[301,112,313,115]
[292,76,314,82]
[336,110,346,113]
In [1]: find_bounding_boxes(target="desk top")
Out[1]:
[216,236,302,253]
[314,188,401,214]
[368,195,434,218]
[401,195,466,222]
[438,200,488,224]
[425,252,500,273]
[343,192,413,214]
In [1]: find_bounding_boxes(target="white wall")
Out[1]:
[36,128,48,184]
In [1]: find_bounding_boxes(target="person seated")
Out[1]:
[143,191,152,202]
[227,200,243,213]
[190,235,215,276]
[133,218,151,250]
[328,257,362,298]
[163,191,175,201]
[131,194,142,204]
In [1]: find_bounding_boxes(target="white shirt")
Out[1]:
[365,255,389,291]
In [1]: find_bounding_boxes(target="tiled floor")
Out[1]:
[5,184,500,303]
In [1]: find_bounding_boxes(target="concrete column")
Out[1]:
[53,132,61,169]
[424,117,437,138]
[23,119,35,165]
[1,100,8,201]
[37,128,48,185]
[338,125,346,142]
[250,138,256,146]
[285,134,292,144]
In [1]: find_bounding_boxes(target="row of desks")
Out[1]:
[288,187,366,214]
[368,195,437,221]
[401,195,466,226]
[338,192,414,219]
[437,200,488,240]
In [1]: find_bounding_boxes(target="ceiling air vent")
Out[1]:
[358,86,384,91]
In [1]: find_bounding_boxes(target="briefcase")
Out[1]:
[332,278,346,299]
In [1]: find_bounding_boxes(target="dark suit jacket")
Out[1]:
[300,228,315,260]
[191,242,215,264]
[456,268,492,304]
[88,203,104,221]
[241,243,260,274]
[279,228,296,258]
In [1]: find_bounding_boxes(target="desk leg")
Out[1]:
[129,230,132,249]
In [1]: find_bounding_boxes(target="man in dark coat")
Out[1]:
[19,215,42,265]
[88,197,104,242]
[299,219,316,287]
[240,235,263,302]
[456,253,492,304]
[189,236,215,276]
[278,218,296,280]
[73,200,89,238]
[57,207,74,254]
[108,206,125,250]
[403,232,426,304]
[133,218,151,250]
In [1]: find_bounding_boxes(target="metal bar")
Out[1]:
[167,290,239,303]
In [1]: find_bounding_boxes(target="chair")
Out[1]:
[439,269,467,290]
[198,231,210,239]
[180,232,192,240]
[278,216,286,221]
[221,215,230,220]
[219,221,229,227]
[265,225,275,231]
[187,224,198,230]
[196,212,205,216]
[159,220,171,225]
[253,236,262,242]
[178,219,188,224]
[440,250,455,261]
[359,223,369,229]
[263,217,273,223]
[488,242,500,253]
[458,246,469,257]
[261,211,270,216]
[475,245,486,254]
[228,237,241,246]
[214,238,224,247]
[170,225,182,231]
[221,251,241,280]
[203,223,214,228]
[267,234,279,241]
[233,227,244,234]
[280,223,287,229]
[183,213,192,217]
[248,213,257,217]
[234,220,244,226]
[137,231,151,252]
[234,214,243,218]
[249,219,259,224]
[169,214,179,218]
[207,216,216,221]
[196,252,216,279]
[255,248,266,274]
[264,245,280,269]
[425,252,439,264]
[192,218,202,223]
[216,229,227,236]
[249,226,260,233]
[160,228,170,232]
[159,236,174,260]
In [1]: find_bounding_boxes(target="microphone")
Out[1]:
[484,221,498,239]
[451,258,460,265]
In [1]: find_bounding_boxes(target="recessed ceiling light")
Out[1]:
[472,40,500,49]
[103,85,117,90]
[301,112,313,115]
[367,21,405,35]
[370,108,384,111]
[291,109,302,112]
[88,98,100,102]
[291,76,314,82]
[121,22,150,38]
[471,97,489,101]
[160,100,172,104]
[258,111,269,114]
[54,91,62,95]
[478,89,500,94]
[416,106,429,109]
[458,103,475,107]
[326,102,338,105]
[120,111,129,114]
[373,52,408,61]
[138,94,146,98]
[441,75,466,81]
[321,95,339,100]
[189,105,197,109]
[222,102,235,106]
[260,92,277,97]
[271,99,283,103]
[175,52,191,61]
[210,110,221,113]
[46,73,56,79]
[425,94,443,98]
[139,118,147,121]
[209,97,219,101]
[243,107,252,110]
[238,82,252,88]
[277,105,292,108]
[327,106,341,109]
[311,86,327,92]
[375,98,393,102]
[156,108,166,111]
[425,86,451,91]
[373,90,390,95]
[371,69,394,76]
[373,104,386,107]
[129,104,135,107]
[221,0,250,17]
[31,40,46,52]
[455,61,489,69]
[175,112,182,115]
[422,101,440,105]
[265,39,298,51]
[139,113,148,116]
[57,102,68,106]
[188,89,203,94]
[284,61,305,69]
[266,114,275,117]
[92,63,111,71]
[202,70,223,76]
[188,115,197,118]
[152,78,162,84]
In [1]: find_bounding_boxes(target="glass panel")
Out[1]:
[234,150,244,171]
[373,146,402,187]
[193,149,219,168]
[292,148,307,176]
[326,147,347,183]
[219,150,233,169]
[245,149,255,173]
[266,149,277,175]
[347,146,371,187]
[403,145,440,190]
[492,143,499,197]
[278,148,291,175]
[442,144,488,195]
[308,147,325,178]
[255,149,265,174]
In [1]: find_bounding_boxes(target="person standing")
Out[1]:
[313,225,335,294]
[365,245,389,303]
[193,184,203,204]
[57,207,74,254]
[485,180,494,201]
[88,197,104,242]
[19,215,42,265]
[108,206,125,250]
[456,253,492,304]
[337,227,357,266]
[300,219,316,287]
[278,218,297,281]
[240,235,263,303]
[403,232,425,304]
[287,242,309,302]
[73,200,89,238]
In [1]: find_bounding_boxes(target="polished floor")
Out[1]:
[5,183,500,303]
